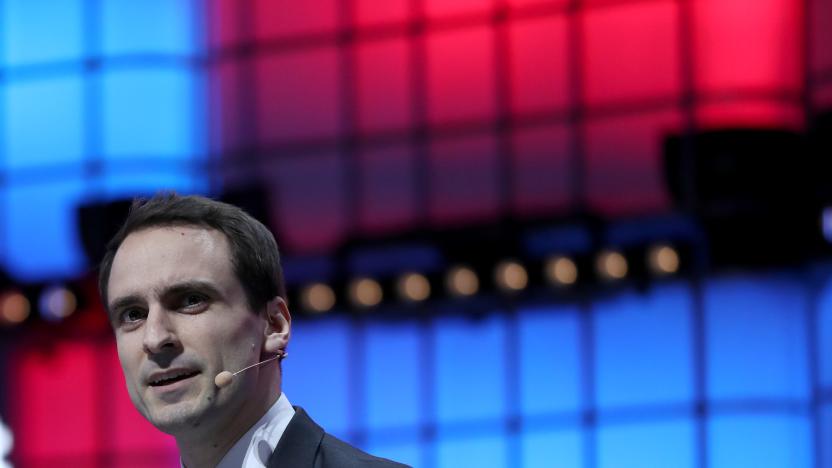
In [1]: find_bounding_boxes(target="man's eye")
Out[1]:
[182,294,207,310]
[121,308,146,323]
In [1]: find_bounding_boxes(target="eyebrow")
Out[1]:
[108,280,223,316]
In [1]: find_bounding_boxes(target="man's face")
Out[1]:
[107,226,270,435]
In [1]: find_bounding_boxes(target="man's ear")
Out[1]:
[263,296,291,355]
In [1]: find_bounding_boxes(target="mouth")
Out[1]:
[148,370,200,387]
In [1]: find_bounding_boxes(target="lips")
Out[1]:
[148,369,200,387]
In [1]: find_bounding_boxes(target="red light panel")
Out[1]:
[508,15,570,114]
[507,0,568,7]
[425,0,494,19]
[585,111,680,215]
[582,1,680,106]
[356,38,413,133]
[810,0,832,75]
[692,0,803,127]
[815,84,832,110]
[255,48,342,143]
[427,27,497,125]
[253,0,339,39]
[695,100,804,131]
[355,0,409,27]
[11,343,98,461]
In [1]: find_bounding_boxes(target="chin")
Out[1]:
[146,400,211,435]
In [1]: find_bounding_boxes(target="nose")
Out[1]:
[142,306,181,356]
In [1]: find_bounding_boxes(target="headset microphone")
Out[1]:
[214,351,287,388]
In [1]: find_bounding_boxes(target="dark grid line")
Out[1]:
[199,0,685,60]
[504,303,523,468]
[408,0,432,231]
[565,0,587,213]
[807,272,823,468]
[675,0,708,467]
[579,300,597,468]
[81,0,103,194]
[419,315,438,468]
[493,0,515,220]
[190,0,209,194]
[338,0,361,239]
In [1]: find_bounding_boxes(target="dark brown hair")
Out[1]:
[98,193,285,313]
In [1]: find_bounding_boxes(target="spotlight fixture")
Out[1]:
[0,291,30,326]
[545,256,578,286]
[446,265,479,297]
[596,250,628,281]
[647,244,680,275]
[494,260,528,293]
[348,278,383,308]
[300,282,336,314]
[397,272,431,302]
[39,285,77,322]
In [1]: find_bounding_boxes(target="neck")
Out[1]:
[176,386,281,468]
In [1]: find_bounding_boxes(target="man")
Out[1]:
[99,193,408,468]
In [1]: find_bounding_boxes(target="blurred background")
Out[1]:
[0,0,831,466]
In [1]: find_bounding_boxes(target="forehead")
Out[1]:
[107,226,235,302]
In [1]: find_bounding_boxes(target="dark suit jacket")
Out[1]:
[267,407,411,468]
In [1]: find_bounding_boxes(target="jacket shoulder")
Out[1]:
[317,433,411,468]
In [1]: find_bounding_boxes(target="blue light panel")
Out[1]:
[519,305,583,415]
[435,313,507,424]
[3,76,84,169]
[822,405,832,468]
[1,0,83,66]
[282,318,350,436]
[364,321,421,429]
[102,68,194,158]
[597,419,695,468]
[818,274,832,389]
[95,168,207,200]
[101,0,196,56]
[0,190,6,266]
[705,275,810,400]
[708,414,811,468]
[364,438,423,468]
[5,178,86,281]
[437,432,507,468]
[521,429,583,468]
[594,283,694,408]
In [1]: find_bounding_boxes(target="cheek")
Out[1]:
[115,338,142,384]
[200,315,262,365]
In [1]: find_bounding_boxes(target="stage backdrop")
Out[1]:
[4,267,832,467]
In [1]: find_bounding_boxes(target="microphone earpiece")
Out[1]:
[214,351,287,388]
[214,371,234,388]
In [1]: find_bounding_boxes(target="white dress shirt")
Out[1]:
[216,393,296,468]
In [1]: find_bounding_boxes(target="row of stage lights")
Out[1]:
[0,285,78,327]
[0,244,681,324]
[293,243,681,314]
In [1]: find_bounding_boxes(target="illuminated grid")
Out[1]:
[6,271,831,467]
[1,0,832,467]
[208,0,830,254]
[0,0,208,282]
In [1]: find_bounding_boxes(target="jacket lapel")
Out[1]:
[267,407,325,468]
